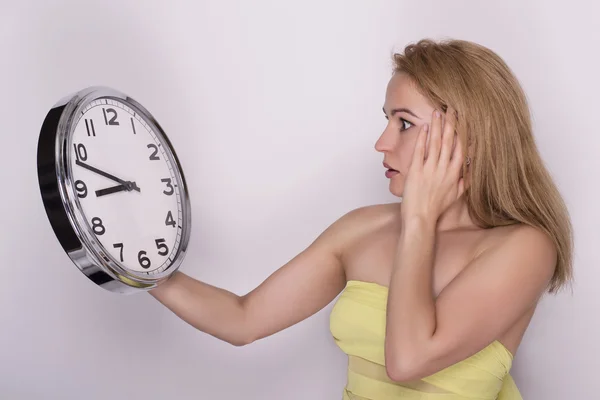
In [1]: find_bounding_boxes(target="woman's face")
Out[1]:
[375,72,437,197]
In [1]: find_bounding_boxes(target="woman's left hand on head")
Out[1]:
[400,107,466,224]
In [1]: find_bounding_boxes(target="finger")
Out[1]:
[426,109,443,167]
[439,106,457,165]
[411,123,429,171]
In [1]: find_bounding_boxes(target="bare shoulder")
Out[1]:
[334,202,400,233]
[338,202,400,225]
[319,202,400,255]
[485,224,556,259]
[474,223,557,290]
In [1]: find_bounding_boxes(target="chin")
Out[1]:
[388,180,404,198]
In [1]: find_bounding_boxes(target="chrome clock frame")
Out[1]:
[37,86,192,294]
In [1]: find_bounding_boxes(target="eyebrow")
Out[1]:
[383,107,421,120]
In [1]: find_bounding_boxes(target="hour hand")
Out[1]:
[96,184,126,197]
[96,182,141,197]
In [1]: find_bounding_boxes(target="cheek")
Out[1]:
[397,136,420,173]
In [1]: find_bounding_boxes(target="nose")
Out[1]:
[374,124,395,153]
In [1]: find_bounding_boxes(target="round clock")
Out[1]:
[37,86,192,294]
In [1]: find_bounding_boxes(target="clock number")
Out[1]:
[147,144,160,160]
[91,217,105,235]
[138,250,151,269]
[161,178,174,195]
[165,211,176,227]
[74,180,88,198]
[155,238,169,256]
[113,243,124,262]
[85,119,96,137]
[73,143,88,162]
[103,108,119,125]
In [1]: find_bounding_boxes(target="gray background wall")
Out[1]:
[1,1,597,398]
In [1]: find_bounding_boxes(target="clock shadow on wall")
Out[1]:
[37,86,192,294]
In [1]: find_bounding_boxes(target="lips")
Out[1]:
[383,162,398,172]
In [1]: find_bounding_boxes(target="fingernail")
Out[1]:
[435,110,441,118]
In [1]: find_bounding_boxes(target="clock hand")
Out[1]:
[96,184,126,197]
[75,160,140,192]
[127,181,140,191]
[75,160,127,184]
[96,182,141,197]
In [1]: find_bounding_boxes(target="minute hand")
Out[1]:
[75,160,140,192]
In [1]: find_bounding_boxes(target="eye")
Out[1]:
[399,118,413,132]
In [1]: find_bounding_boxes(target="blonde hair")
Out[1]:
[392,38,573,293]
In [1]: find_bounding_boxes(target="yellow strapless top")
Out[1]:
[329,280,523,400]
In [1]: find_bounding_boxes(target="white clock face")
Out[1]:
[68,97,185,276]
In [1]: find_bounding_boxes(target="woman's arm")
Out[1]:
[149,207,367,346]
[384,217,556,382]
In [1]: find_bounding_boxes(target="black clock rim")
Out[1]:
[37,102,118,287]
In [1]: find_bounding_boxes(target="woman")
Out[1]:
[150,38,573,399]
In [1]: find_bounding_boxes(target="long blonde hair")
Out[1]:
[392,39,573,293]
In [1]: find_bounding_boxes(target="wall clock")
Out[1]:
[37,86,192,294]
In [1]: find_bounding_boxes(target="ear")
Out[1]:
[460,154,473,193]
[459,121,475,170]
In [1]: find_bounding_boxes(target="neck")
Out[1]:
[435,197,477,232]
